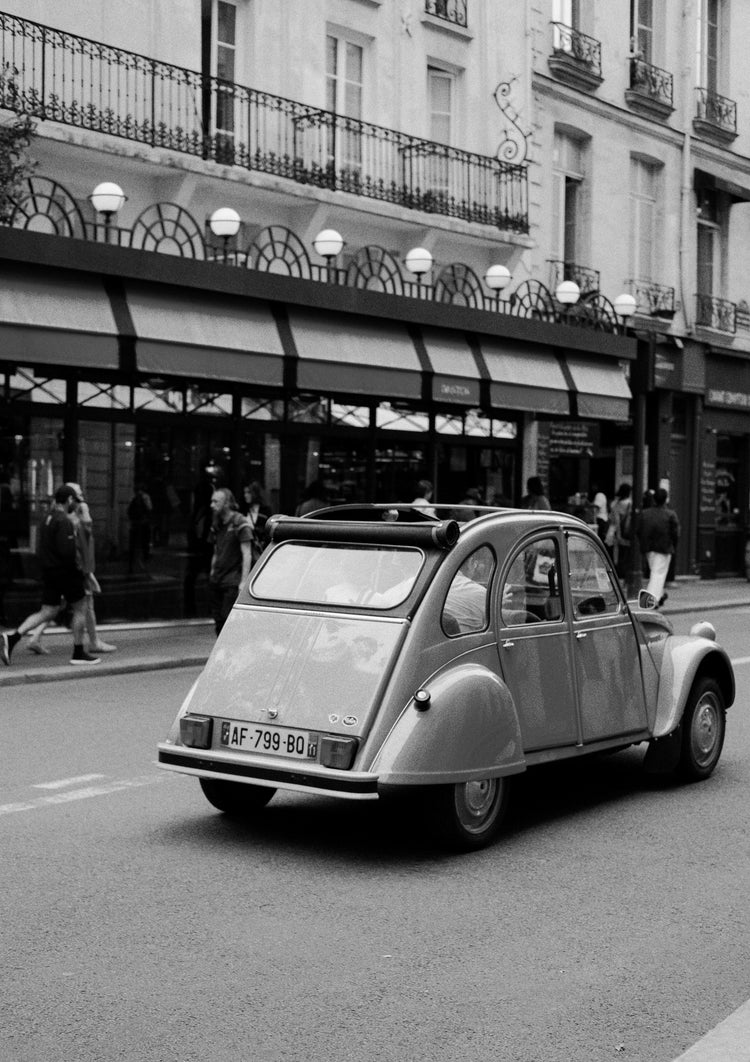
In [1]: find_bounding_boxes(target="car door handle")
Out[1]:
[575,631,588,640]
[502,639,515,649]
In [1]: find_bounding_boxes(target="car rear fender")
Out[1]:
[370,662,526,787]
[652,635,735,738]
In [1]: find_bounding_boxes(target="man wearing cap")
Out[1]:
[1,484,100,666]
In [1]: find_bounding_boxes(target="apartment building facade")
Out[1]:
[0,0,746,620]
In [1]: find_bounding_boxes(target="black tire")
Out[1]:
[427,776,511,851]
[199,777,276,816]
[676,677,726,782]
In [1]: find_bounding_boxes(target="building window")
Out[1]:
[632,0,654,63]
[699,0,720,93]
[553,0,580,28]
[552,131,586,266]
[428,67,453,144]
[202,0,240,160]
[326,33,364,175]
[629,157,659,282]
[696,187,722,295]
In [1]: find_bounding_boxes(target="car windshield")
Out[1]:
[251,542,424,608]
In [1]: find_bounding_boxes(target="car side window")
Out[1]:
[442,545,495,635]
[500,536,562,625]
[567,533,620,617]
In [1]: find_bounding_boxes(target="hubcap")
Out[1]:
[455,778,500,834]
[691,694,720,768]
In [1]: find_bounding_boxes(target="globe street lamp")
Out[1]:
[89,182,126,243]
[405,246,433,295]
[484,263,512,311]
[313,229,344,283]
[209,207,241,262]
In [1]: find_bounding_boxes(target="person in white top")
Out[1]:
[412,479,436,517]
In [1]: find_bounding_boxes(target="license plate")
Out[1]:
[220,720,319,761]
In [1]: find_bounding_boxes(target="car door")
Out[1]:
[564,531,649,742]
[496,532,579,752]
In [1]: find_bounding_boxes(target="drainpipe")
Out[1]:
[679,1,696,333]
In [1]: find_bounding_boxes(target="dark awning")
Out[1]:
[566,354,632,420]
[127,283,285,386]
[420,328,482,406]
[0,266,119,369]
[289,309,423,399]
[479,339,570,415]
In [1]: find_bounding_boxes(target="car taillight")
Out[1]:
[180,714,213,749]
[319,736,358,770]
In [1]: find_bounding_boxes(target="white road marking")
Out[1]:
[0,774,161,817]
[730,654,750,666]
[672,997,750,1060]
[32,774,106,790]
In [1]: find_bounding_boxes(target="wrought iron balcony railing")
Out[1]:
[547,259,600,297]
[0,10,527,232]
[549,23,602,87]
[694,87,737,140]
[628,279,676,318]
[424,0,468,29]
[627,58,673,112]
[695,293,736,333]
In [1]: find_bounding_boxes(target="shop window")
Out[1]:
[330,403,371,429]
[493,420,517,439]
[78,381,131,410]
[715,435,741,530]
[288,396,328,423]
[133,386,185,413]
[376,402,430,433]
[241,395,284,421]
[465,410,492,437]
[185,389,233,416]
[436,413,464,435]
[9,370,66,405]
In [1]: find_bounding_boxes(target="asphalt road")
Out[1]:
[1,607,749,1062]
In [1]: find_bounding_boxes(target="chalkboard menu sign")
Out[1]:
[699,433,717,523]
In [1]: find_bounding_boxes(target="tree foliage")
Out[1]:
[0,66,37,222]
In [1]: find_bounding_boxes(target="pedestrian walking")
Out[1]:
[636,487,679,606]
[521,476,551,511]
[208,487,253,635]
[1,484,100,666]
[127,483,153,573]
[241,481,272,566]
[295,480,328,516]
[589,482,609,539]
[412,479,436,517]
[605,482,633,580]
[26,482,116,656]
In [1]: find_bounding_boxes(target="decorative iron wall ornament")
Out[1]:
[247,226,312,278]
[345,246,404,294]
[9,176,87,238]
[130,203,205,258]
[573,292,618,331]
[493,80,530,166]
[434,263,484,307]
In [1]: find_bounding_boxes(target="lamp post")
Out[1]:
[89,182,126,243]
[614,293,643,599]
[313,229,344,283]
[555,279,580,323]
[209,207,241,262]
[405,246,433,295]
[484,263,512,311]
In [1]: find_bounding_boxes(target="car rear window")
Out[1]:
[250,542,424,608]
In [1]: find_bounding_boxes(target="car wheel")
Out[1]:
[199,777,276,815]
[428,776,511,851]
[676,677,726,782]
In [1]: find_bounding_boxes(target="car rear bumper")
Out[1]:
[157,744,379,800]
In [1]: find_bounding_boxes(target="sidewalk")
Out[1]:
[1,576,749,689]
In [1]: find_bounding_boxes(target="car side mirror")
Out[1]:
[638,589,657,609]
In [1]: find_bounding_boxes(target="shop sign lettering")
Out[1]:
[707,388,750,409]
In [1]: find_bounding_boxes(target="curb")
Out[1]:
[0,653,209,689]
